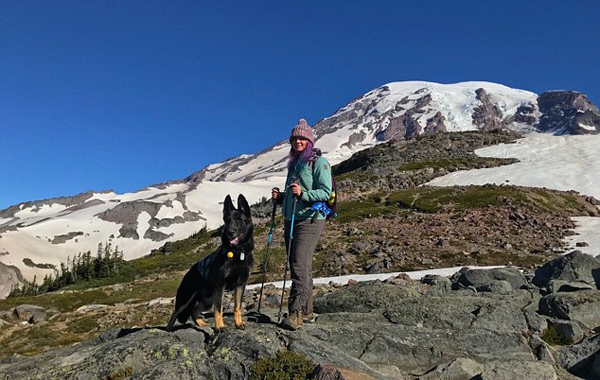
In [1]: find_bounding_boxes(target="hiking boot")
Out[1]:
[303,312,318,323]
[279,310,303,331]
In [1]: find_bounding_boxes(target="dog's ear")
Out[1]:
[237,194,251,218]
[223,195,235,220]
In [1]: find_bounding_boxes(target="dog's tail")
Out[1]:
[166,291,198,332]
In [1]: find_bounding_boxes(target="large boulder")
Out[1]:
[556,334,600,379]
[533,251,600,289]
[452,267,528,291]
[313,281,420,314]
[538,290,600,330]
[13,304,46,324]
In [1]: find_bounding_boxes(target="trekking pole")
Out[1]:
[277,191,298,324]
[257,197,278,314]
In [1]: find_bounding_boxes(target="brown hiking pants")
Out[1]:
[284,218,325,315]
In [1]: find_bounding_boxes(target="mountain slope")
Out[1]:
[1,81,599,297]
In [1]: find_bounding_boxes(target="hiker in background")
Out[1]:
[271,118,332,330]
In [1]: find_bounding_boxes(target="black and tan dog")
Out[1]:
[166,194,254,331]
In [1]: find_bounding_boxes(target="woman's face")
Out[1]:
[291,136,309,152]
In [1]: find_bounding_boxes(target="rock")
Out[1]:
[478,280,513,294]
[366,263,380,274]
[538,290,600,329]
[0,262,24,300]
[454,267,527,291]
[75,304,109,314]
[265,293,282,306]
[29,311,47,324]
[418,357,484,380]
[0,328,214,379]
[551,320,584,344]
[346,227,363,236]
[420,258,434,265]
[530,334,555,363]
[13,305,46,322]
[421,275,451,293]
[311,364,379,380]
[479,360,559,380]
[532,250,600,289]
[523,302,548,333]
[146,297,173,307]
[556,334,600,378]
[537,91,600,135]
[313,281,420,314]
[548,280,595,293]
[350,242,370,255]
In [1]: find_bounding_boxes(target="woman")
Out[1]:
[272,118,332,330]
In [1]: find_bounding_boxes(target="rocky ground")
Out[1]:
[2,251,600,379]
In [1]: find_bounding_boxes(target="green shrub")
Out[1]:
[541,325,573,346]
[250,350,317,380]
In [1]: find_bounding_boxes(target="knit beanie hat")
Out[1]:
[289,118,315,145]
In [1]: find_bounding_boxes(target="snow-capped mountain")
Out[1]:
[1,81,599,298]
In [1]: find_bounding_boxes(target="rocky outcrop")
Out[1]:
[3,251,600,379]
[473,88,504,131]
[533,250,600,290]
[0,190,109,219]
[0,262,23,300]
[537,91,600,135]
[51,231,84,244]
[96,200,203,241]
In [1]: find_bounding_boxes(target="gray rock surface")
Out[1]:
[6,255,600,379]
[539,290,600,330]
[453,266,528,291]
[0,262,23,299]
[533,250,600,289]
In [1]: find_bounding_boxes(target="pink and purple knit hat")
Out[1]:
[289,118,315,145]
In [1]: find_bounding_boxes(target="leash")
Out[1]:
[277,191,297,324]
[257,198,277,314]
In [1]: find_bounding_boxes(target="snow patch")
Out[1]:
[427,133,600,256]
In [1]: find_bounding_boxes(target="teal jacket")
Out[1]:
[280,152,332,221]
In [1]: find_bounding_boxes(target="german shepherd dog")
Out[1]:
[166,194,254,331]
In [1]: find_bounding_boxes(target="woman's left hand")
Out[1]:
[289,183,302,197]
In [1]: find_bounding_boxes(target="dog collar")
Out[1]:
[227,250,245,261]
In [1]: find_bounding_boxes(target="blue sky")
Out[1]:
[1,1,599,210]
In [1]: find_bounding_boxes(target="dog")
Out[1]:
[166,194,254,332]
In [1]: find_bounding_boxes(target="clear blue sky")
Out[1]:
[1,1,599,210]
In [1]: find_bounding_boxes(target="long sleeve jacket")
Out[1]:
[279,153,332,221]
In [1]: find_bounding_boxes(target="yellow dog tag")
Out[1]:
[227,251,234,259]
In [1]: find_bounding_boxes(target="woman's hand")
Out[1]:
[289,183,302,197]
[271,187,280,200]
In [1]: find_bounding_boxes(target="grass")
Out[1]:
[250,350,317,380]
[0,277,180,313]
[541,325,573,346]
[0,322,86,358]
[334,195,393,224]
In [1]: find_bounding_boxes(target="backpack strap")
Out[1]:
[308,148,322,170]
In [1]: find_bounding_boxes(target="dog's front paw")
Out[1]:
[215,323,227,332]
[235,321,246,330]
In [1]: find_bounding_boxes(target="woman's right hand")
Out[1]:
[271,187,280,200]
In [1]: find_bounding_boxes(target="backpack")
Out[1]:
[309,150,338,220]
